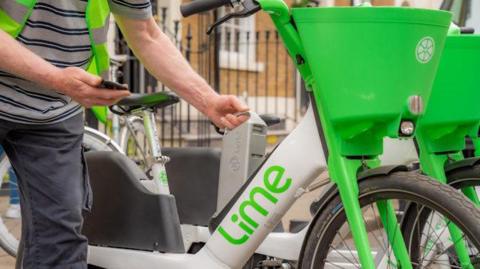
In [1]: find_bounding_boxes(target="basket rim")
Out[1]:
[292,7,452,27]
[445,35,480,49]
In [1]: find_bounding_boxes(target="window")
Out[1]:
[218,6,259,71]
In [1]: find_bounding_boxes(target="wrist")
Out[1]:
[201,89,219,116]
[45,68,65,93]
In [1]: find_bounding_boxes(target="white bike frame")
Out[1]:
[88,104,326,268]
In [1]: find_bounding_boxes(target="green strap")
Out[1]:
[16,0,37,7]
[85,0,111,75]
[0,9,20,36]
[91,106,108,124]
[0,0,37,37]
[85,0,111,124]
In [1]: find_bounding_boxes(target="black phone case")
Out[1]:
[100,80,128,90]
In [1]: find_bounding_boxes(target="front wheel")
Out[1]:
[401,164,480,269]
[299,171,480,269]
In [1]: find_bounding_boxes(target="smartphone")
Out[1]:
[99,80,129,91]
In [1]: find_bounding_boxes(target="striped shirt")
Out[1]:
[0,0,152,124]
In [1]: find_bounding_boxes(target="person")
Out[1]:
[0,1,249,268]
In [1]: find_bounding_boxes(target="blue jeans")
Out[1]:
[0,146,19,205]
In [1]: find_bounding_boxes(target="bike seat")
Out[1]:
[117,91,180,111]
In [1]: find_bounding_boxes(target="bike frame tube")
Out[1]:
[142,109,171,195]
[377,200,413,269]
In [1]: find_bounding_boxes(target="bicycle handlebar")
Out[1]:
[180,0,232,17]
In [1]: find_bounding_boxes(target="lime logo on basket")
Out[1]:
[217,165,292,245]
[416,36,435,64]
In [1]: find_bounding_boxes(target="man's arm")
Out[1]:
[114,16,248,129]
[0,30,129,107]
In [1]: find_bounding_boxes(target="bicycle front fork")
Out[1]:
[329,155,413,269]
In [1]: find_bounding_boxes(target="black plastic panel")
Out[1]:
[83,151,185,253]
[164,147,221,226]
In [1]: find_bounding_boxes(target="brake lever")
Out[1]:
[207,0,261,35]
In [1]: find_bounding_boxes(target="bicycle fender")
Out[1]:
[302,165,408,262]
[444,157,480,174]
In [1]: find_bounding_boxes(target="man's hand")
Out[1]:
[52,67,130,108]
[205,94,249,129]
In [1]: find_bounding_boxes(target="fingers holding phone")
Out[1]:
[94,79,131,105]
[53,67,131,107]
[99,80,129,91]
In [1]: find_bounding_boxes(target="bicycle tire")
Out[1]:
[0,154,18,257]
[299,171,480,268]
[83,126,123,153]
[401,164,480,268]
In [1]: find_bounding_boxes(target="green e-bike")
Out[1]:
[82,1,480,269]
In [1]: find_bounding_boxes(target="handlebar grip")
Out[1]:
[180,0,232,17]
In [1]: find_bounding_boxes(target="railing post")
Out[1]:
[174,20,182,146]
[264,30,270,114]
[255,31,260,112]
[274,31,279,115]
[246,31,251,106]
[226,30,231,93]
[213,10,221,93]
[161,7,167,32]
[236,31,241,96]
[185,25,192,133]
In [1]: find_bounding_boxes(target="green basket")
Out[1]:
[416,35,480,152]
[292,7,451,155]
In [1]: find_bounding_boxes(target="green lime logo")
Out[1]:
[158,170,168,185]
[217,165,292,245]
[416,36,435,64]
